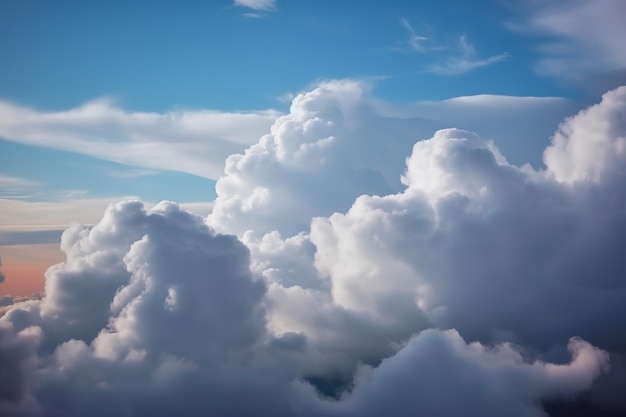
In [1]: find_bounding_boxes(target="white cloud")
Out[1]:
[234,0,277,17]
[0,175,38,188]
[2,81,626,416]
[396,22,508,75]
[0,99,280,179]
[0,201,286,416]
[428,52,509,75]
[0,84,569,188]
[0,196,137,243]
[516,0,626,77]
[0,201,611,416]
[544,86,626,184]
[302,87,626,367]
[234,0,276,11]
[223,81,626,413]
[427,35,509,75]
[0,175,40,199]
[399,19,432,53]
[209,79,573,237]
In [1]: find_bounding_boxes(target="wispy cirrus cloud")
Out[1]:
[234,0,277,17]
[397,20,509,75]
[0,99,281,180]
[426,35,509,75]
[513,0,626,78]
[399,18,433,53]
[0,174,40,199]
[0,175,38,188]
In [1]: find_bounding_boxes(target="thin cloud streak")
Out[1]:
[0,99,281,180]
[427,35,509,75]
[400,18,431,53]
[234,0,277,17]
[427,52,510,75]
[513,0,626,77]
[234,0,277,11]
[397,22,509,75]
[0,175,41,200]
[0,175,39,188]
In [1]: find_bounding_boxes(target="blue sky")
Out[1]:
[1,0,625,235]
[0,0,581,112]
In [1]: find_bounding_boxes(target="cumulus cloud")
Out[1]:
[0,294,43,318]
[0,201,286,416]
[209,80,573,237]
[0,99,280,179]
[544,86,626,184]
[0,199,611,416]
[297,330,608,417]
[0,197,214,246]
[308,87,626,352]
[210,80,404,237]
[307,129,622,355]
[214,81,626,413]
[0,322,41,416]
[2,81,626,416]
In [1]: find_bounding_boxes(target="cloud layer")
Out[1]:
[0,99,279,179]
[2,81,626,416]
[517,0,626,78]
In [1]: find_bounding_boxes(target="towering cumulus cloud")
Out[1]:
[210,80,405,237]
[1,83,626,416]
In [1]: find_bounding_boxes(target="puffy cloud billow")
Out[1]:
[2,82,626,416]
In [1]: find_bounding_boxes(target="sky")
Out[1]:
[1,0,626,416]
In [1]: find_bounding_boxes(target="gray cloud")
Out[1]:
[297,330,607,417]
[0,231,64,247]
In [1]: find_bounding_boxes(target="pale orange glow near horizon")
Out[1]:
[0,244,64,296]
